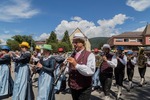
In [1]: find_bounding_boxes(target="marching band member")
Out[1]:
[35,45,42,58]
[92,48,101,90]
[12,41,33,100]
[126,50,136,91]
[0,46,13,98]
[114,46,127,99]
[35,44,56,100]
[67,33,95,100]
[137,47,147,87]
[31,46,41,83]
[54,48,66,94]
[99,44,117,100]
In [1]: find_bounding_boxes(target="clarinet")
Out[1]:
[53,49,76,86]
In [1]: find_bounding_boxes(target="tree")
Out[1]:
[58,42,70,52]
[49,43,58,53]
[12,35,23,44]
[61,30,72,51]
[7,39,20,51]
[12,35,36,49]
[6,35,35,51]
[46,31,58,44]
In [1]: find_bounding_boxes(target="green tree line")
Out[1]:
[5,30,72,52]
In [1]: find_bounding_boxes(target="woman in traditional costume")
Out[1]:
[12,41,34,100]
[0,45,13,99]
[35,44,56,100]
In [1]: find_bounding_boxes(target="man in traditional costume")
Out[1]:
[92,48,101,90]
[99,44,117,100]
[114,46,127,99]
[67,33,96,100]
[126,50,136,91]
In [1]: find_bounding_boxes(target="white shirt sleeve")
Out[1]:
[32,56,40,62]
[75,53,96,76]
[107,55,117,68]
[37,53,41,57]
[131,57,137,65]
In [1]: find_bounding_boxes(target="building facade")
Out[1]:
[108,24,150,51]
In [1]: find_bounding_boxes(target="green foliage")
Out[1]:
[89,37,110,49]
[58,42,70,52]
[6,35,35,51]
[6,39,20,51]
[46,30,72,52]
[46,31,58,44]
[61,30,72,51]
[49,42,70,53]
[12,35,35,48]
[49,43,58,53]
[62,31,69,42]
[12,35,23,43]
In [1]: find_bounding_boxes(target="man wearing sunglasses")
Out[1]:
[67,33,95,100]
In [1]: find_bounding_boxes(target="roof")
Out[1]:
[142,24,150,35]
[113,24,150,38]
[70,28,88,39]
[35,41,46,45]
[113,32,143,38]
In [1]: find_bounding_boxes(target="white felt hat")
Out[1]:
[73,32,86,40]
[102,44,111,50]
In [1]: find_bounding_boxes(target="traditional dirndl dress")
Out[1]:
[12,51,34,100]
[37,56,56,100]
[0,54,13,98]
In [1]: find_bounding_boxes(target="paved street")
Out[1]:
[2,65,150,100]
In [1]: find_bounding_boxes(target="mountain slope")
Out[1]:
[89,37,110,49]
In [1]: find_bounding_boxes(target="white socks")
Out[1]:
[129,81,132,89]
[140,78,145,85]
[117,86,122,98]
[104,96,110,100]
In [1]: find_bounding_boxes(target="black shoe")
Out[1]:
[139,84,142,87]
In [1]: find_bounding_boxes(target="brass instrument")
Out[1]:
[98,56,104,68]
[127,55,134,61]
[137,47,147,68]
[116,51,124,59]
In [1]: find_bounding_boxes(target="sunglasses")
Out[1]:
[21,46,26,48]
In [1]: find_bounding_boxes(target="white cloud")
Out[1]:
[139,21,147,24]
[0,34,14,45]
[71,16,82,21]
[126,0,150,11]
[133,26,145,32]
[35,33,50,41]
[0,0,40,22]
[0,39,6,45]
[55,14,129,39]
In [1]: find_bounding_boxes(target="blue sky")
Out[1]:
[0,0,150,44]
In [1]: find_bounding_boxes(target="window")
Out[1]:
[148,38,150,42]
[124,39,129,42]
[115,39,124,42]
[129,39,137,42]
[137,39,142,42]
